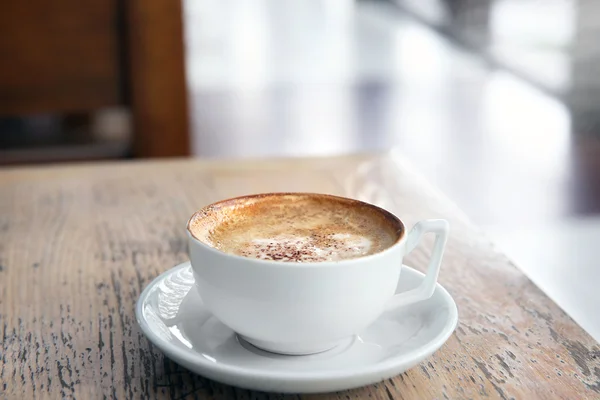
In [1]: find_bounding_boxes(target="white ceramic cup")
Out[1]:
[187,193,449,355]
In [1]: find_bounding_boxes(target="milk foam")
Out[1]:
[241,234,374,262]
[190,194,400,262]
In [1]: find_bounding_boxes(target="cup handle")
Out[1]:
[385,219,449,311]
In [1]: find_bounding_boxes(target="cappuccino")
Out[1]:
[188,193,403,262]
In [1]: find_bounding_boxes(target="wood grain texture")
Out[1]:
[0,1,121,115]
[126,0,190,158]
[0,152,599,399]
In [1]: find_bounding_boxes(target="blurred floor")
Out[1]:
[183,0,600,340]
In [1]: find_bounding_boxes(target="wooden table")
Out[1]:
[1,153,599,399]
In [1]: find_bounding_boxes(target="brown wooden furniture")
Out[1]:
[1,153,599,399]
[0,0,189,158]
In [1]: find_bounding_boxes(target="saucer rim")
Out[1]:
[136,261,458,382]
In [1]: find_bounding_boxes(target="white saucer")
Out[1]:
[136,262,458,393]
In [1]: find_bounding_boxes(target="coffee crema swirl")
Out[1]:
[188,193,403,262]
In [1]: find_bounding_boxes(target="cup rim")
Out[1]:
[186,192,406,267]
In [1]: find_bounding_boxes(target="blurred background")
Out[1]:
[1,0,600,339]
